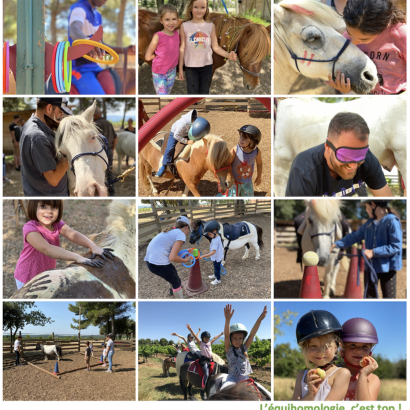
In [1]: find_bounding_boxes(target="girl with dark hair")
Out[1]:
[331,200,403,298]
[326,0,406,95]
[320,0,347,16]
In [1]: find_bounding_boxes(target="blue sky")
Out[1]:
[3,302,135,336]
[274,301,406,361]
[138,302,271,343]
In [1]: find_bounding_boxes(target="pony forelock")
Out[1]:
[205,135,231,171]
[306,199,342,222]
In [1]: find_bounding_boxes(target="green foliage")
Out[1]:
[160,338,169,346]
[138,343,178,360]
[274,200,305,220]
[248,337,271,367]
[274,343,306,377]
[274,308,297,341]
[243,10,270,26]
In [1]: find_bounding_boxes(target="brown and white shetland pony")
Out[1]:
[139,134,234,197]
[138,10,270,91]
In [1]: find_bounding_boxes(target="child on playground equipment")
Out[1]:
[186,324,224,400]
[331,200,402,299]
[292,310,350,401]
[155,109,210,177]
[84,341,91,371]
[145,4,180,95]
[13,200,114,291]
[339,318,380,400]
[178,0,237,94]
[102,343,107,367]
[144,216,192,299]
[221,304,267,389]
[199,220,224,285]
[326,0,406,95]
[172,328,202,360]
[228,125,263,197]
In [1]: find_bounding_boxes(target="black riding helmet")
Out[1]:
[201,331,211,341]
[188,117,211,141]
[238,125,262,145]
[187,333,193,341]
[203,220,220,236]
[296,310,342,345]
[360,200,390,218]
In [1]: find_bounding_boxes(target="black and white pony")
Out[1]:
[298,199,349,298]
[189,220,263,264]
[35,343,63,361]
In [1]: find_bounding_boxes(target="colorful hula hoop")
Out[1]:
[63,41,72,92]
[72,39,119,65]
[51,42,60,93]
[56,42,65,93]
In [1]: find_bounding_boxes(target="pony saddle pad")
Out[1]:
[188,360,216,378]
[184,352,199,363]
[223,222,251,241]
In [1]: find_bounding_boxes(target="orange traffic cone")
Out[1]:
[299,252,322,299]
[359,240,365,273]
[182,258,209,297]
[343,244,362,299]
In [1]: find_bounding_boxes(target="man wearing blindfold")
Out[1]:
[285,112,393,197]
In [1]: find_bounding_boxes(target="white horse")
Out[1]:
[175,351,225,378]
[10,200,136,299]
[55,101,108,197]
[35,343,63,361]
[274,0,378,94]
[274,96,407,196]
[298,199,348,298]
[189,220,263,265]
[115,131,136,173]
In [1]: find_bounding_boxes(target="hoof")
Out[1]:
[242,255,249,260]
[255,256,260,260]
[323,295,330,299]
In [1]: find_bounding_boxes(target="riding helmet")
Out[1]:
[296,310,342,345]
[229,323,248,340]
[238,125,262,145]
[360,200,390,208]
[341,318,378,344]
[188,117,211,141]
[203,220,220,236]
[201,331,211,341]
[187,333,194,340]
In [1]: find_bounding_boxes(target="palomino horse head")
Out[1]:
[274,0,378,94]
[55,101,108,197]
[212,14,271,91]
[303,199,343,266]
[205,135,234,194]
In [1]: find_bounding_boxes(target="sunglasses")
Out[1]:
[326,140,369,164]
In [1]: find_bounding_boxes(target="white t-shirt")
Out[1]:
[210,236,224,262]
[107,339,114,353]
[200,341,212,358]
[14,340,20,352]
[103,348,107,357]
[144,229,186,265]
[188,340,200,353]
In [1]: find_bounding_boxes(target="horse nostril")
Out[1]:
[363,70,374,82]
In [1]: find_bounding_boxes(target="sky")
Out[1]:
[274,301,406,361]
[3,302,135,336]
[138,301,272,343]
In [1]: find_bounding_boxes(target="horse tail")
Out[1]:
[254,224,264,249]
[138,156,149,188]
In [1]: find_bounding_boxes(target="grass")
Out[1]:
[243,10,270,26]
[274,377,407,401]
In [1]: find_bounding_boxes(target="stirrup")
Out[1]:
[155,166,166,177]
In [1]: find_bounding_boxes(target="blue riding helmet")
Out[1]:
[203,220,220,236]
[188,117,211,141]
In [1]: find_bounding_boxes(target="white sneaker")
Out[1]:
[211,279,221,285]
[208,275,216,279]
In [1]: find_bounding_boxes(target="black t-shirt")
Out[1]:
[9,123,21,142]
[85,347,91,357]
[285,144,387,197]
[124,127,135,134]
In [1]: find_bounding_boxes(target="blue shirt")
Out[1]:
[68,0,102,70]
[335,214,402,273]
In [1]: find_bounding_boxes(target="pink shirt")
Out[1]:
[200,341,212,358]
[183,21,213,67]
[14,220,65,283]
[152,31,180,75]
[344,24,407,94]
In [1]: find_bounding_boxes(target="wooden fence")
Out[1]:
[139,200,272,243]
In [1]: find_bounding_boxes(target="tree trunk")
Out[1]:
[102,100,107,119]
[117,0,126,48]
[156,0,164,12]
[50,0,60,45]
[111,314,115,335]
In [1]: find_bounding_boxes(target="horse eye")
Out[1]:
[308,218,313,225]
[307,37,319,43]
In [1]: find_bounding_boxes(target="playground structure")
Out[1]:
[5,0,135,95]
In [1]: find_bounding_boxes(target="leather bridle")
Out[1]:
[309,222,337,240]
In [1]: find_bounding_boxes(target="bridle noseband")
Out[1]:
[285,38,351,80]
[70,134,110,176]
[309,222,337,240]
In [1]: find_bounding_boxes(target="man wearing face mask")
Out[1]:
[20,98,72,196]
[285,112,393,197]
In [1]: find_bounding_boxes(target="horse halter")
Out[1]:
[309,222,337,240]
[70,134,110,176]
[285,38,351,80]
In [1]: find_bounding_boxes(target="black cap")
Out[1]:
[37,97,73,115]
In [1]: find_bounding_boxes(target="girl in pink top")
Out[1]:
[179,0,237,94]
[14,200,114,290]
[326,0,406,95]
[145,4,180,95]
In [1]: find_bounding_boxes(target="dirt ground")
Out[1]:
[138,213,271,299]
[138,58,271,95]
[3,156,135,197]
[274,246,407,299]
[3,200,113,299]
[138,354,271,401]
[138,105,271,197]
[3,350,135,401]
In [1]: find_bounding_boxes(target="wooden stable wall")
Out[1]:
[139,200,271,243]
[239,0,271,21]
[3,110,36,154]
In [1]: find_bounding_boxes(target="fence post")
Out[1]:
[52,332,54,343]
[213,201,216,219]
[189,200,194,221]
[78,332,80,352]
[150,200,162,233]
[255,200,258,214]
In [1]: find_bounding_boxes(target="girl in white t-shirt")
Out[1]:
[102,343,107,367]
[144,216,192,299]
[14,335,23,367]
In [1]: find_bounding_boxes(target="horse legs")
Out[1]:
[242,243,250,260]
[118,153,124,173]
[147,175,158,195]
[252,240,261,260]
[179,376,188,400]
[182,185,190,197]
[323,259,340,299]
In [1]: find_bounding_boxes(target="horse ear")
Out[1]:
[274,4,285,21]
[81,100,98,123]
[336,221,343,240]
[298,217,307,235]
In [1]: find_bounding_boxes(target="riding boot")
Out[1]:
[200,390,207,400]
[173,288,184,299]
[169,283,174,296]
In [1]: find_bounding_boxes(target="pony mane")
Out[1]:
[212,14,270,66]
[274,0,342,78]
[306,199,342,222]
[205,134,231,171]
